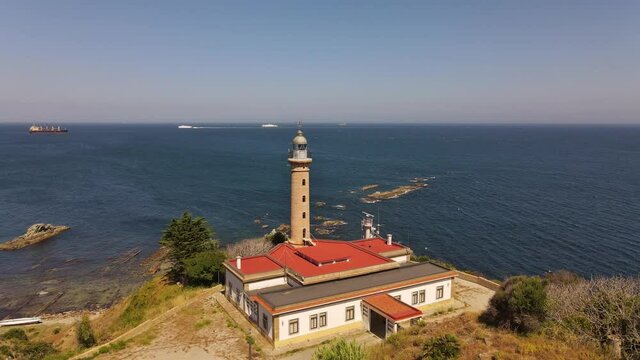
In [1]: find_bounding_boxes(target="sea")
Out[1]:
[1,123,639,317]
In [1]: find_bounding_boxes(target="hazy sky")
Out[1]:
[1,1,639,123]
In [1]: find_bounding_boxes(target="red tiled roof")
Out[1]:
[226,255,283,275]
[363,293,423,321]
[352,237,407,254]
[268,240,392,278]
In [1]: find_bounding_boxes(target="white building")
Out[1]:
[223,128,457,348]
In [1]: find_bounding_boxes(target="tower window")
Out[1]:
[303,228,306,238]
[302,212,306,219]
[302,195,306,202]
[302,179,306,186]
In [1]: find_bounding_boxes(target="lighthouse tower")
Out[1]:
[288,128,312,246]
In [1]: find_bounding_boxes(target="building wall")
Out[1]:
[256,301,274,339]
[276,298,363,342]
[389,255,410,263]
[225,271,247,313]
[388,278,452,308]
[246,276,287,291]
[273,277,453,343]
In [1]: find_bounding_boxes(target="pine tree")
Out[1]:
[160,212,218,277]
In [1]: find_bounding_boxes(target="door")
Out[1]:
[369,310,387,339]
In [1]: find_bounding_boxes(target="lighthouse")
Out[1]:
[288,128,312,245]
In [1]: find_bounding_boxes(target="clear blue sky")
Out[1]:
[1,1,638,123]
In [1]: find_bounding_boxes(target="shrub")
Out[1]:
[20,341,58,359]
[0,345,12,357]
[481,276,547,333]
[312,339,365,360]
[270,231,287,246]
[76,316,96,348]
[183,249,226,285]
[421,334,461,360]
[1,328,28,341]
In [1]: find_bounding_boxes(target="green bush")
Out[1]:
[20,341,57,359]
[421,334,461,360]
[481,276,547,333]
[312,339,365,360]
[76,316,96,348]
[270,231,287,245]
[183,249,226,285]
[1,328,28,341]
[0,345,12,357]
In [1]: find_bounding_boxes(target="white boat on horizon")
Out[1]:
[261,123,278,128]
[178,125,193,129]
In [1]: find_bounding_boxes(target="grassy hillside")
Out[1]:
[368,313,605,360]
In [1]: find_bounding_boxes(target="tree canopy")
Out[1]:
[160,212,226,284]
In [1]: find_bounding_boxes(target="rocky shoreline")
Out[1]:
[0,224,70,251]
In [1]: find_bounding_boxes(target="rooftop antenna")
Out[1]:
[376,205,383,238]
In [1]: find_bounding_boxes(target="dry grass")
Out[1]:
[91,276,202,341]
[368,313,606,360]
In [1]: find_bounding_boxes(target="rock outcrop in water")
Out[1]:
[0,223,70,250]
[362,183,428,203]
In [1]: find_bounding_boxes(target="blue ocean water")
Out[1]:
[1,124,639,314]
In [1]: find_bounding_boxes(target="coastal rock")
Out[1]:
[321,220,347,227]
[0,224,70,251]
[362,183,428,203]
[361,184,379,191]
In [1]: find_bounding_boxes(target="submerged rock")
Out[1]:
[0,223,70,250]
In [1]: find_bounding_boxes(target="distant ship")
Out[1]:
[339,122,348,127]
[178,125,193,129]
[29,125,68,134]
[261,123,278,128]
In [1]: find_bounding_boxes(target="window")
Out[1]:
[319,312,327,327]
[288,319,299,335]
[302,179,306,186]
[302,212,306,219]
[310,314,318,330]
[412,291,419,305]
[394,295,401,301]
[302,195,306,202]
[346,306,355,321]
[303,228,306,238]
[262,314,268,329]
[436,286,444,299]
[419,290,426,303]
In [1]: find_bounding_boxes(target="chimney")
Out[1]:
[236,256,242,270]
[386,234,393,245]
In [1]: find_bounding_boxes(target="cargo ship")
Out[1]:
[29,125,68,134]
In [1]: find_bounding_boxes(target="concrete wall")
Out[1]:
[256,302,274,339]
[246,276,288,291]
[388,278,452,307]
[389,255,410,263]
[456,271,500,291]
[276,297,363,341]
